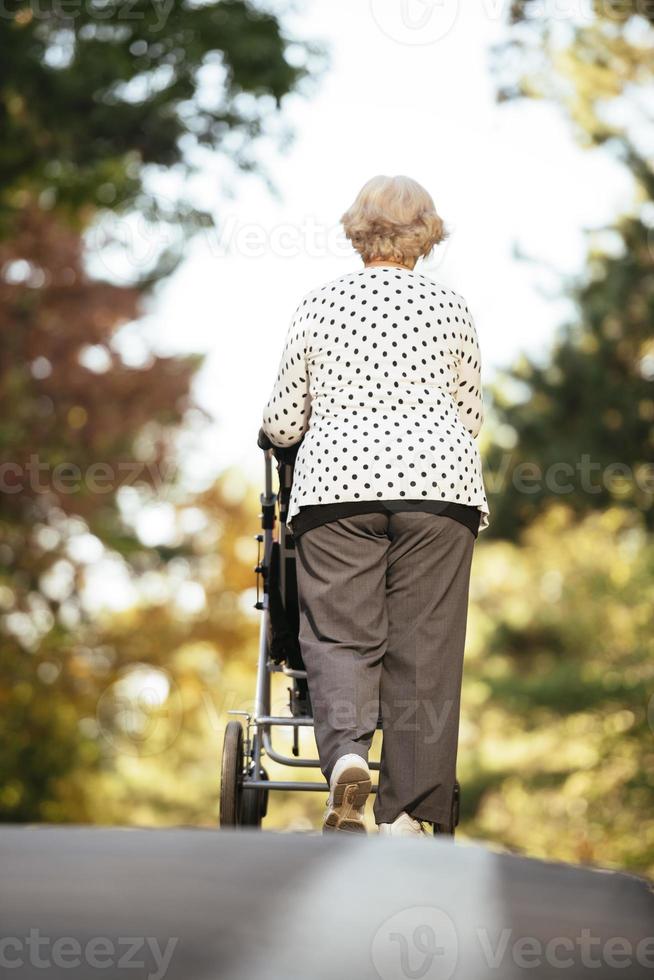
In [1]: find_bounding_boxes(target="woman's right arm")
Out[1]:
[456,305,484,438]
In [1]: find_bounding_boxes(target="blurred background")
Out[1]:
[0,0,652,876]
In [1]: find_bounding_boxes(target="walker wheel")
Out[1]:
[241,767,269,828]
[219,721,244,827]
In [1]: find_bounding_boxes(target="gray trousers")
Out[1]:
[294,511,475,826]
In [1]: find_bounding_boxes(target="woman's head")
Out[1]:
[341,175,447,268]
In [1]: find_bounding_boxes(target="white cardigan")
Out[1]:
[262,266,489,534]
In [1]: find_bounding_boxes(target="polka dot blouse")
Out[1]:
[262,266,490,535]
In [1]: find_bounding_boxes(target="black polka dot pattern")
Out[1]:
[262,266,489,533]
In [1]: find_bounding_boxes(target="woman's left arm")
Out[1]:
[262,302,311,447]
[455,304,484,439]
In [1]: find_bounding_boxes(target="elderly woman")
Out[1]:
[261,175,489,837]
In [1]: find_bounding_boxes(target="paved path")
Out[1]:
[1,828,652,979]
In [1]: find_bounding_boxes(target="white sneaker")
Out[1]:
[322,754,371,835]
[378,811,431,838]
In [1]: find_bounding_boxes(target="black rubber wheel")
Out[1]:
[260,767,270,818]
[240,767,268,828]
[219,721,243,827]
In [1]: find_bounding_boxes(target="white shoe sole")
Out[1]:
[322,763,371,835]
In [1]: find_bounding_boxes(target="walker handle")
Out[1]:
[257,427,302,465]
[257,427,273,451]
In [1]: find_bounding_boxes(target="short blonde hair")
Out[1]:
[341,175,447,266]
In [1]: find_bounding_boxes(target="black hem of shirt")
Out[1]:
[290,499,481,539]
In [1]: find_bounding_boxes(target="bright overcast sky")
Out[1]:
[107,0,635,491]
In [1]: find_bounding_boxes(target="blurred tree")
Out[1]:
[460,504,654,877]
[0,206,199,820]
[487,1,654,537]
[0,0,323,822]
[454,1,654,879]
[0,1,321,237]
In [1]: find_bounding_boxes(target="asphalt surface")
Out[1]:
[1,827,653,980]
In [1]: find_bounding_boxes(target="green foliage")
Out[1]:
[0,0,319,228]
[463,0,654,877]
[486,206,654,536]
[487,2,654,537]
[460,506,654,876]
